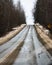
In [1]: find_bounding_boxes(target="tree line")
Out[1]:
[33,0,52,32]
[0,0,26,37]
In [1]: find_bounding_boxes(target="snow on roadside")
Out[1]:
[0,24,26,45]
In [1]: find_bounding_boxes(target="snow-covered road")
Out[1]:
[0,25,52,65]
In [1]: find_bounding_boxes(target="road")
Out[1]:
[0,25,52,65]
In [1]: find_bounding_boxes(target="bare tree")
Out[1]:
[0,0,26,37]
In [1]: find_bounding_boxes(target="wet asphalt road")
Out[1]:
[0,25,52,65]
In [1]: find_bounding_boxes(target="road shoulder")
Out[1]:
[35,23,52,56]
[0,24,26,45]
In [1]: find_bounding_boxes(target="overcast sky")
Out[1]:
[13,0,37,25]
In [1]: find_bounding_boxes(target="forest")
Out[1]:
[0,0,26,37]
[0,0,52,37]
[33,0,52,33]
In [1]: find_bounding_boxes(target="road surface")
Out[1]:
[0,25,52,65]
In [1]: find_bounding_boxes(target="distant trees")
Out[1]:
[0,0,26,36]
[33,0,52,32]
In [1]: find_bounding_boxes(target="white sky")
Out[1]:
[13,0,37,25]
